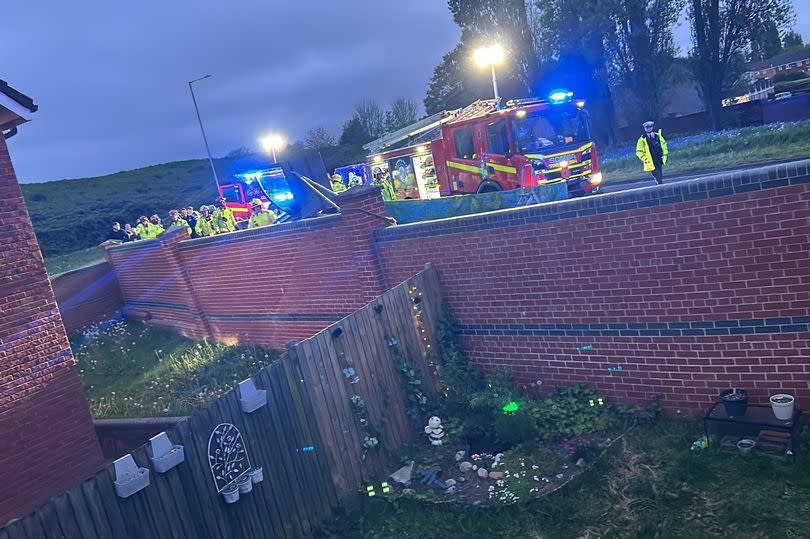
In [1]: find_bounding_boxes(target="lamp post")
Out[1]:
[474,44,505,109]
[188,75,219,191]
[260,134,285,163]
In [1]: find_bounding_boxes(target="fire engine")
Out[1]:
[363,90,602,199]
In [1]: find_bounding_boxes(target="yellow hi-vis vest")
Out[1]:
[195,216,217,237]
[248,209,277,229]
[135,222,162,239]
[168,218,192,236]
[212,207,236,233]
[331,178,347,192]
[636,130,669,172]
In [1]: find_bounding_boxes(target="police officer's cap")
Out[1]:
[643,121,655,128]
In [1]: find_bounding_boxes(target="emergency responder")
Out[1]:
[330,173,347,193]
[212,197,237,233]
[183,206,199,238]
[373,170,396,201]
[247,198,276,229]
[149,214,165,236]
[134,216,157,239]
[167,209,192,235]
[636,121,668,185]
[195,205,217,237]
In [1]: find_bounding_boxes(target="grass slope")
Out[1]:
[326,420,810,538]
[72,319,278,418]
[601,120,810,183]
[44,246,106,276]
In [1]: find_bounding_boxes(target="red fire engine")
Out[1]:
[364,91,602,199]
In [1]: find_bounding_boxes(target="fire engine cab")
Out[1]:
[364,91,602,199]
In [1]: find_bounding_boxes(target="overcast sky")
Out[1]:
[4,1,460,182]
[4,1,808,183]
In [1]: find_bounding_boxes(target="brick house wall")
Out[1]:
[376,162,810,415]
[51,261,124,336]
[0,135,104,525]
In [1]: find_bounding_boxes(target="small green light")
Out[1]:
[503,401,520,414]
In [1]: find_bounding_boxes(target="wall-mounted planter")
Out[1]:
[113,454,150,498]
[238,378,267,413]
[150,431,185,473]
[237,474,253,494]
[222,484,240,504]
[250,466,264,484]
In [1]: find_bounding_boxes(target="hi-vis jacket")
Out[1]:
[248,209,277,229]
[135,222,163,239]
[636,130,669,172]
[212,206,237,233]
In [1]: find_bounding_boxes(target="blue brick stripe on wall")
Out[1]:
[375,160,810,243]
[457,316,810,338]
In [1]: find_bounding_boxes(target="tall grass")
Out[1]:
[72,319,278,418]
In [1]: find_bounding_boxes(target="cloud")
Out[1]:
[4,0,460,182]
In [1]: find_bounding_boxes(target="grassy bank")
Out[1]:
[325,420,810,538]
[601,120,810,183]
[45,246,106,276]
[72,319,278,418]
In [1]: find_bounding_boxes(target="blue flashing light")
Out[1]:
[549,88,574,105]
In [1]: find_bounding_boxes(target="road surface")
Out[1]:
[598,156,810,194]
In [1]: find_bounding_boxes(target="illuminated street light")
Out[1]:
[474,44,505,108]
[260,134,285,162]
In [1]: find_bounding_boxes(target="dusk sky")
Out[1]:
[4,1,809,183]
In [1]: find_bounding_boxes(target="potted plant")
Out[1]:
[769,394,795,421]
[237,473,253,494]
[250,466,263,484]
[720,388,748,417]
[736,438,756,455]
[222,483,240,504]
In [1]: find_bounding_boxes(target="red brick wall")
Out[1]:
[51,261,123,336]
[0,135,103,525]
[107,188,388,348]
[376,164,810,415]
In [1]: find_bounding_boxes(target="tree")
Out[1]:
[783,31,804,50]
[604,0,685,126]
[688,0,793,130]
[750,20,783,61]
[339,116,369,146]
[385,98,421,132]
[448,0,538,90]
[353,99,385,141]
[425,43,498,114]
[304,127,335,150]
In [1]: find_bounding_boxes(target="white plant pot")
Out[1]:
[237,475,253,494]
[770,394,795,420]
[222,486,240,504]
[238,378,267,413]
[250,467,263,484]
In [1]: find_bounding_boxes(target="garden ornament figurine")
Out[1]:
[424,416,445,446]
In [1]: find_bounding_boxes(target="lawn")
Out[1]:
[71,319,278,418]
[324,419,810,538]
[44,245,106,276]
[600,120,810,183]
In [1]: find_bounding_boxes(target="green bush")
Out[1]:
[494,410,539,447]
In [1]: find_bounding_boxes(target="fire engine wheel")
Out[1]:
[476,181,503,194]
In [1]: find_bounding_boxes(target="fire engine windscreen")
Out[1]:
[510,107,590,153]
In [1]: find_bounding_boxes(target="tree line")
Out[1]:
[426,0,800,139]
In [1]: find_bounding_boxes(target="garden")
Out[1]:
[71,318,278,418]
[318,309,810,538]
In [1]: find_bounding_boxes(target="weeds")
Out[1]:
[72,319,278,418]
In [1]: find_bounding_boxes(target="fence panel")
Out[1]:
[2,265,442,538]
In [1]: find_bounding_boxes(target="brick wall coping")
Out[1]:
[177,213,341,252]
[375,159,810,243]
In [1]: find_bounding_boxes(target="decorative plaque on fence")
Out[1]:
[208,423,253,492]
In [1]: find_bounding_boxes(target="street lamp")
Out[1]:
[474,44,505,108]
[260,134,285,163]
[188,74,220,191]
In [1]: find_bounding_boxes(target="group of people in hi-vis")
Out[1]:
[106,196,277,244]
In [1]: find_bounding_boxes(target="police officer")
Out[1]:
[330,173,347,193]
[247,198,276,229]
[636,121,669,185]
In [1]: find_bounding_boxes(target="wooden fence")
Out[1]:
[1,265,442,539]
